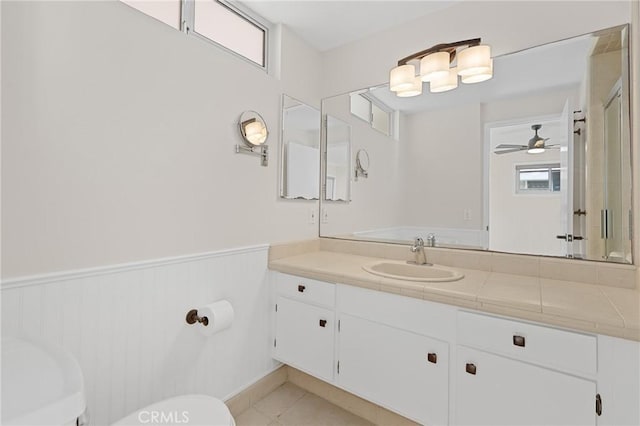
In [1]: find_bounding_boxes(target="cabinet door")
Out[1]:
[456,346,596,426]
[338,314,449,425]
[274,296,335,382]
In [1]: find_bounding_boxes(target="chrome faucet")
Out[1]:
[410,237,429,265]
[426,233,436,247]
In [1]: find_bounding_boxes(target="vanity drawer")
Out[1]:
[276,273,336,308]
[457,311,597,375]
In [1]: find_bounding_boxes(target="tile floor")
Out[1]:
[235,382,374,426]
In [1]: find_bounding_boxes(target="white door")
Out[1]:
[338,314,449,425]
[455,346,596,426]
[559,99,575,257]
[274,296,335,382]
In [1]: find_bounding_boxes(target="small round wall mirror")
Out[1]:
[355,149,370,180]
[239,111,268,147]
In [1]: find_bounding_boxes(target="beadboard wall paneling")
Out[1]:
[1,245,279,425]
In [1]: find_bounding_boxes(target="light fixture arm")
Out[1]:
[396,38,481,66]
[235,144,269,167]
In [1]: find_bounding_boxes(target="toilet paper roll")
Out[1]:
[198,300,234,336]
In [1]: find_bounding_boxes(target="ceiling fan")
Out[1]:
[494,124,559,155]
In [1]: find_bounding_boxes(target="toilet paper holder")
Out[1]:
[186,309,209,326]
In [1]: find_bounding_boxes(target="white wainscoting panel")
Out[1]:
[1,245,278,425]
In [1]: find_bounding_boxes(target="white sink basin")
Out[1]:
[363,261,464,282]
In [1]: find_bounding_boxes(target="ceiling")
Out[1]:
[234,1,459,51]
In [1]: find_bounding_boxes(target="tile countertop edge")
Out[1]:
[269,251,639,342]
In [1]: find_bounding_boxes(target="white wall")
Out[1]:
[1,1,320,423]
[1,1,322,278]
[400,103,483,230]
[1,246,276,425]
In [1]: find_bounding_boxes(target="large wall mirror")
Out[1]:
[280,95,321,200]
[320,25,632,264]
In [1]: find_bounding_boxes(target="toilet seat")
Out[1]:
[112,395,235,426]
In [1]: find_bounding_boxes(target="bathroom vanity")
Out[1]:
[268,244,639,426]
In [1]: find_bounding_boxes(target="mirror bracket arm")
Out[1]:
[235,144,269,167]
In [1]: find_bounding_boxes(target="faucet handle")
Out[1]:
[413,237,424,247]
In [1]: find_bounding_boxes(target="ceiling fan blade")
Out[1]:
[494,148,526,154]
[495,144,527,149]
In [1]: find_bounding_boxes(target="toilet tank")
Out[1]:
[1,336,86,426]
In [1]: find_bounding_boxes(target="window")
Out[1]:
[516,164,561,193]
[349,92,394,137]
[371,103,390,135]
[192,0,266,67]
[119,0,268,69]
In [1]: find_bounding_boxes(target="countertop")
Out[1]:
[269,250,640,341]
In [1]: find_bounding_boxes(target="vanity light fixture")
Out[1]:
[389,38,493,97]
[235,110,269,166]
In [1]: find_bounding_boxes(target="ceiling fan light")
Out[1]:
[396,76,423,97]
[430,67,458,93]
[390,64,416,92]
[420,51,450,82]
[457,45,492,77]
[461,59,493,83]
[527,148,545,154]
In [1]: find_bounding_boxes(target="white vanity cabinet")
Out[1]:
[455,346,596,425]
[271,271,639,426]
[336,284,455,425]
[455,311,598,426]
[273,274,336,382]
[338,314,449,425]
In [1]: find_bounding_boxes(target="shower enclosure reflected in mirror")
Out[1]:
[280,95,321,200]
[320,25,632,263]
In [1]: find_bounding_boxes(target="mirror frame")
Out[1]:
[238,110,268,147]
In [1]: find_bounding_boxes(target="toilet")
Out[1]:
[1,336,235,426]
[113,394,235,426]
